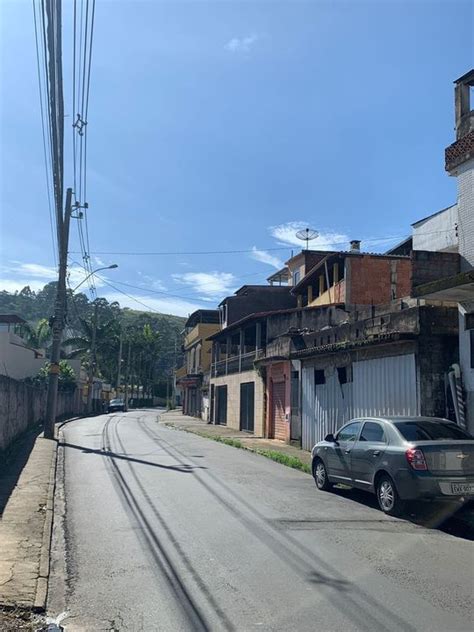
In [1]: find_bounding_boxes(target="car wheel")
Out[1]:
[313,458,332,492]
[376,475,405,517]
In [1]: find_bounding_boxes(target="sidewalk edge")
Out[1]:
[162,420,312,475]
[33,436,58,612]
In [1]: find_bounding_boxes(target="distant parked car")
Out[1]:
[311,416,474,516]
[107,398,126,413]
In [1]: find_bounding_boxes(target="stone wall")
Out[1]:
[0,375,81,453]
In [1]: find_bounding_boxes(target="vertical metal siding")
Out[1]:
[302,367,353,450]
[352,354,418,417]
[301,353,419,451]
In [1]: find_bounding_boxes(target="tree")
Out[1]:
[23,318,52,351]
[62,307,121,384]
[26,360,77,391]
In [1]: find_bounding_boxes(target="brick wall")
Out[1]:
[445,130,474,172]
[210,369,265,435]
[347,256,411,306]
[411,250,460,287]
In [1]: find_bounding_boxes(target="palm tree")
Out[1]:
[23,318,51,351]
[62,314,121,383]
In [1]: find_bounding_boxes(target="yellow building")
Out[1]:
[177,310,221,420]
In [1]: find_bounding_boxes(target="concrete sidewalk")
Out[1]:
[159,409,312,468]
[0,432,57,611]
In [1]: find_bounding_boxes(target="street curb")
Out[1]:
[162,421,312,475]
[33,435,58,612]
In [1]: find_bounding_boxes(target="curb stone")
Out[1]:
[162,420,312,474]
[34,436,58,612]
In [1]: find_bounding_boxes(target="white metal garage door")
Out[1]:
[301,354,418,451]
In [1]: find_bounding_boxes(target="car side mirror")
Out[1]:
[325,433,337,444]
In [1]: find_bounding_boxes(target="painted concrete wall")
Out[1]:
[0,332,81,381]
[460,304,474,433]
[412,205,458,253]
[0,375,82,453]
[210,369,265,435]
[184,322,220,373]
[456,158,474,269]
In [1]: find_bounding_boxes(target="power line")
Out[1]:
[95,275,176,314]
[69,237,402,257]
[32,0,57,268]
[71,0,97,299]
[68,227,461,258]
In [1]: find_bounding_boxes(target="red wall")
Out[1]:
[266,361,291,442]
[349,257,411,305]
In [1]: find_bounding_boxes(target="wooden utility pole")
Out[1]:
[87,301,99,414]
[116,326,123,394]
[124,340,131,411]
[44,188,72,439]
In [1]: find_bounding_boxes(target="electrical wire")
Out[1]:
[71,0,97,298]
[69,259,225,305]
[32,0,57,268]
[68,238,400,257]
[95,275,175,314]
[68,227,460,257]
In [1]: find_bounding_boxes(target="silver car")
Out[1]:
[311,416,474,516]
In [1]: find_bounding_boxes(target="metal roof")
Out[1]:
[185,309,220,328]
[411,204,457,228]
[0,314,27,324]
[207,306,323,341]
[291,332,415,358]
[454,69,474,85]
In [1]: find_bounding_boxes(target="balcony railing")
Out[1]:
[212,351,260,377]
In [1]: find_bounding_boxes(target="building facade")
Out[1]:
[292,302,458,450]
[178,310,220,420]
[412,70,474,432]
[208,285,298,434]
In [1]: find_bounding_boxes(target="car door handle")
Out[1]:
[372,450,381,456]
[344,449,351,454]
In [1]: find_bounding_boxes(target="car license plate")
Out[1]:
[451,482,474,495]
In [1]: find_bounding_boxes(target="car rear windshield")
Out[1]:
[394,421,473,441]
[110,399,123,405]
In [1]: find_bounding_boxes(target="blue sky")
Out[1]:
[1,0,472,316]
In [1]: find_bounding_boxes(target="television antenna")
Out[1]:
[295,228,319,250]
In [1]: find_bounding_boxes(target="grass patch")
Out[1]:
[255,449,311,474]
[198,431,310,473]
[196,432,243,449]
[166,422,311,474]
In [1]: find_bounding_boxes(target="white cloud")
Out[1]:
[0,261,105,294]
[100,292,205,318]
[11,262,57,279]
[172,271,237,300]
[0,279,49,293]
[225,34,260,53]
[269,222,349,250]
[140,274,167,291]
[93,256,106,268]
[250,247,283,270]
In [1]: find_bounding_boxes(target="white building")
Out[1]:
[0,314,80,381]
[413,69,474,431]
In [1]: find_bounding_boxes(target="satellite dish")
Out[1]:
[295,228,319,250]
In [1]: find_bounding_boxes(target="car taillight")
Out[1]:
[405,448,427,471]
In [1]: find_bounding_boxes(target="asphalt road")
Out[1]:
[49,410,474,632]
